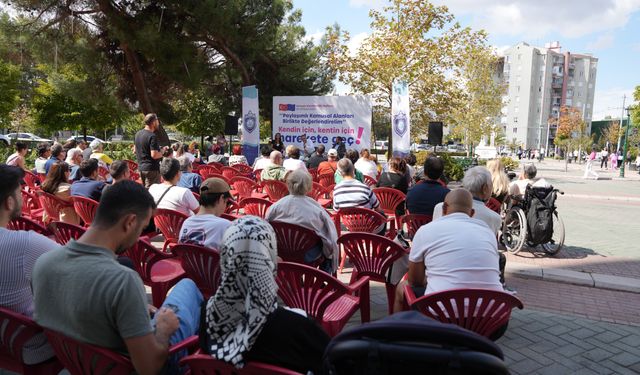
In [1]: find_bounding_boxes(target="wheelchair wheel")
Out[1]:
[541,211,565,255]
[502,207,527,254]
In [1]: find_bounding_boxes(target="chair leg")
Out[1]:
[360,281,370,323]
[339,248,347,274]
[385,283,396,315]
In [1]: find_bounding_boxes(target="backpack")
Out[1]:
[525,186,556,245]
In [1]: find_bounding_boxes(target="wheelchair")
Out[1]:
[501,185,565,255]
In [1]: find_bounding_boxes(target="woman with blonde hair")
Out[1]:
[486,159,510,203]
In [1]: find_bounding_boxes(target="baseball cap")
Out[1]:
[200,177,231,195]
[328,148,338,157]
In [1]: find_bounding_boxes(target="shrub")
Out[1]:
[414,151,465,181]
[104,142,136,161]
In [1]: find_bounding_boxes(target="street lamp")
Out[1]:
[619,107,632,178]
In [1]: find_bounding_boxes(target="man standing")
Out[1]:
[405,156,450,216]
[333,136,346,159]
[135,114,167,188]
[300,134,315,159]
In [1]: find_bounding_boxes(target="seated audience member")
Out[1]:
[405,156,450,216]
[65,148,84,181]
[179,178,232,249]
[101,161,130,195]
[149,158,199,216]
[509,163,549,197]
[253,145,273,171]
[282,146,307,172]
[335,149,363,184]
[177,156,202,193]
[62,140,77,154]
[486,159,510,204]
[354,149,378,179]
[89,140,113,169]
[71,159,106,202]
[333,158,381,212]
[183,143,197,163]
[404,153,417,185]
[41,162,80,225]
[394,189,503,312]
[377,156,409,194]
[81,140,93,161]
[265,169,338,273]
[306,145,327,169]
[44,144,65,175]
[6,142,30,172]
[260,151,288,182]
[32,180,203,375]
[201,216,329,373]
[228,145,248,167]
[316,148,339,176]
[34,143,51,174]
[0,165,58,364]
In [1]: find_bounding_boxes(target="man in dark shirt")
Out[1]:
[333,137,346,159]
[306,145,327,169]
[135,113,167,188]
[71,159,106,202]
[405,156,450,216]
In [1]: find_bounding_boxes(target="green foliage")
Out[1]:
[0,60,21,126]
[173,89,232,138]
[103,142,136,161]
[499,156,519,171]
[414,151,465,181]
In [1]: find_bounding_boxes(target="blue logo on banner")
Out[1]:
[244,111,257,133]
[393,111,408,137]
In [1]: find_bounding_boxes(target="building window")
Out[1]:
[513,128,518,133]
[538,86,541,92]
[514,117,518,123]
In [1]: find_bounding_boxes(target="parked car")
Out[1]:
[410,143,432,152]
[0,134,10,146]
[67,135,108,144]
[374,140,389,151]
[6,133,52,143]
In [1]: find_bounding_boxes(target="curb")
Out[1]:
[562,194,640,202]
[505,262,640,294]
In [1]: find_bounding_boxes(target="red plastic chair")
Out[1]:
[7,216,51,236]
[121,238,186,307]
[233,164,253,175]
[208,161,224,169]
[71,196,99,227]
[97,167,109,180]
[363,175,377,188]
[37,191,73,224]
[124,159,138,172]
[336,207,393,273]
[275,262,370,337]
[308,167,318,182]
[22,171,41,189]
[308,183,331,208]
[269,221,322,266]
[404,286,524,340]
[261,180,289,202]
[220,166,240,180]
[318,173,334,188]
[180,353,302,375]
[48,221,85,245]
[239,198,272,219]
[373,187,406,230]
[20,189,44,223]
[44,329,198,375]
[172,244,221,299]
[154,208,189,253]
[229,176,268,200]
[129,171,140,183]
[199,166,222,180]
[399,214,433,240]
[486,197,502,214]
[0,307,63,375]
[254,169,263,186]
[338,233,408,314]
[225,200,241,215]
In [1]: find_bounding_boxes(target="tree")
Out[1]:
[173,88,234,147]
[600,121,621,148]
[554,106,591,170]
[0,60,21,127]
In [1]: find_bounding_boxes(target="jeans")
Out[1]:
[304,243,333,273]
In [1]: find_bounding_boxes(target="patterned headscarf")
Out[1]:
[205,216,278,367]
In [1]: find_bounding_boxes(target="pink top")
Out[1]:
[589,151,596,161]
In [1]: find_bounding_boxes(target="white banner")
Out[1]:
[241,86,259,164]
[272,96,372,152]
[391,80,410,157]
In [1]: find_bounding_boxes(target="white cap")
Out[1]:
[89,139,101,150]
[327,148,338,156]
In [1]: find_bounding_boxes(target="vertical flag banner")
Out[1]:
[391,79,410,157]
[242,85,259,165]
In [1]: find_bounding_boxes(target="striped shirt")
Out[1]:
[332,178,380,210]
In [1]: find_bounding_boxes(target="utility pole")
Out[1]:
[616,95,626,152]
[620,107,632,178]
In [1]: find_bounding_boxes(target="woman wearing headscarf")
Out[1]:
[200,216,329,373]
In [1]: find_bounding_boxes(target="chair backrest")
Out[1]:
[254,169,263,185]
[192,192,201,201]
[129,171,140,182]
[71,196,99,226]
[269,221,321,264]
[261,180,289,202]
[372,187,406,215]
[22,171,41,189]
[239,198,272,219]
[124,159,138,173]
[410,288,524,338]
[44,329,134,375]
[49,221,86,245]
[180,354,302,375]
[400,214,433,239]
[37,191,72,222]
[172,244,221,298]
[220,166,240,180]
[225,200,241,215]
[275,262,350,322]
[338,207,386,233]
[121,238,170,283]
[20,189,41,215]
[230,176,259,200]
[7,216,50,236]
[308,167,318,182]
[318,173,334,188]
[337,233,407,282]
[153,209,189,249]
[199,166,222,180]
[233,164,253,175]
[307,182,327,200]
[97,167,110,180]
[208,161,224,169]
[0,307,46,366]
[486,197,502,214]
[363,175,377,188]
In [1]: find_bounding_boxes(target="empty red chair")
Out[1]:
[37,191,73,224]
[22,171,41,189]
[20,189,44,223]
[338,233,408,314]
[199,165,222,180]
[254,169,263,186]
[269,221,322,266]
[71,196,99,227]
[275,262,370,336]
[373,187,406,231]
[363,175,377,188]
[233,164,253,175]
[336,207,392,273]
[399,214,432,240]
[154,208,189,253]
[48,221,85,245]
[7,216,50,236]
[317,173,334,188]
[172,244,221,299]
[121,238,186,307]
[220,166,240,180]
[229,176,268,200]
[307,183,331,208]
[239,198,272,219]
[180,353,302,375]
[208,161,224,169]
[404,287,524,340]
[124,159,138,172]
[0,307,63,375]
[308,167,318,182]
[261,180,289,202]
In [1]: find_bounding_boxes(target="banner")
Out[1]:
[272,96,371,152]
[241,85,259,165]
[391,79,410,157]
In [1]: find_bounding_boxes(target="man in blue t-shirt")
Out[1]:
[44,144,65,175]
[177,156,202,193]
[71,159,106,202]
[405,156,450,216]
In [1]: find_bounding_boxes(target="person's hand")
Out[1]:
[147,304,158,316]
[154,307,179,338]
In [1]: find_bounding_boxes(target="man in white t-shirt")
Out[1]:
[393,189,503,312]
[509,163,549,197]
[148,158,199,216]
[179,178,232,249]
[300,134,315,159]
[283,146,308,172]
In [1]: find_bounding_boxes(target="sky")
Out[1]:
[294,0,640,120]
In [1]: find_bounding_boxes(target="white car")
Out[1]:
[0,134,10,146]
[67,135,108,144]
[6,133,52,143]
[374,141,389,151]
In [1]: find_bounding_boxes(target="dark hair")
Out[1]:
[274,133,282,141]
[0,164,24,204]
[260,145,272,156]
[160,158,180,181]
[144,113,158,125]
[424,156,444,180]
[41,162,70,194]
[63,140,77,151]
[199,191,230,207]
[79,158,99,178]
[404,153,417,166]
[15,142,27,152]
[109,160,129,180]
[316,145,325,155]
[51,144,64,158]
[345,149,359,164]
[37,142,50,157]
[93,180,156,228]
[388,157,407,174]
[289,147,300,159]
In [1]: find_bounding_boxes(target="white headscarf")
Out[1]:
[205,216,278,367]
